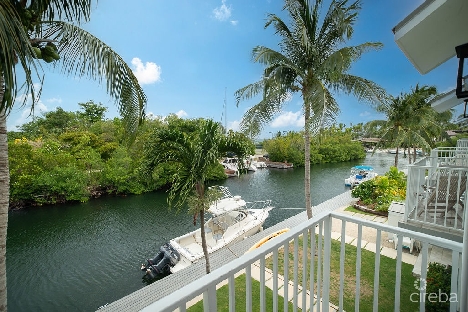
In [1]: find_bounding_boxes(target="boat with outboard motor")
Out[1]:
[344,165,378,188]
[141,186,273,278]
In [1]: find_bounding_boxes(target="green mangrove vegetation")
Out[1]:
[8,103,368,210]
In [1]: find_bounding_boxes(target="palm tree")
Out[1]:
[144,119,247,274]
[235,0,388,219]
[373,85,438,167]
[0,1,146,309]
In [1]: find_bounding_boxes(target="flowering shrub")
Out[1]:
[351,166,407,212]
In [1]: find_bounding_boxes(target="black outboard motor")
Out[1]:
[141,242,180,278]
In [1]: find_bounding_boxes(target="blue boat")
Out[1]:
[344,165,378,188]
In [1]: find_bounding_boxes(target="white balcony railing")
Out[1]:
[143,211,466,312]
[405,156,468,234]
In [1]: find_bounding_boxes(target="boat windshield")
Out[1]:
[207,210,247,238]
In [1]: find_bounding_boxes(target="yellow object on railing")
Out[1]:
[247,228,290,252]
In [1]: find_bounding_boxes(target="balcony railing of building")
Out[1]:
[143,211,467,312]
[405,156,468,235]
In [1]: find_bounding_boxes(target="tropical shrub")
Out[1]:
[101,146,146,194]
[351,166,406,212]
[263,132,305,166]
[425,263,453,312]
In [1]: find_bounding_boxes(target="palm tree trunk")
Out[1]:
[200,210,210,274]
[0,105,9,311]
[195,182,211,274]
[304,101,312,219]
[413,146,417,163]
[394,146,399,167]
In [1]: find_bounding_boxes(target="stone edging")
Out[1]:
[353,203,388,217]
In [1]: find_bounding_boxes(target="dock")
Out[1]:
[265,161,294,169]
[97,191,355,312]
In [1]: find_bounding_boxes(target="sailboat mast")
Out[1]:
[224,87,227,134]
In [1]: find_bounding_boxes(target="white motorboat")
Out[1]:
[222,157,257,172]
[141,186,272,276]
[249,155,267,168]
[344,165,378,188]
[221,163,238,177]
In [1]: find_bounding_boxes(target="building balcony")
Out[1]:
[403,144,468,241]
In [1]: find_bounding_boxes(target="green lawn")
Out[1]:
[265,234,420,312]
[187,274,300,311]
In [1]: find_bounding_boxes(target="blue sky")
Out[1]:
[8,0,463,139]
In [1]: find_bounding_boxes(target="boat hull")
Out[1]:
[140,186,273,276]
[169,208,270,273]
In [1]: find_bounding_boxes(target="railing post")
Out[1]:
[430,149,438,177]
[246,265,252,312]
[322,215,332,310]
[229,275,235,312]
[260,257,266,312]
[460,208,468,312]
[404,165,414,223]
[203,285,217,311]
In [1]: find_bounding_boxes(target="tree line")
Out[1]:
[263,125,366,166]
[7,101,255,209]
[8,101,372,210]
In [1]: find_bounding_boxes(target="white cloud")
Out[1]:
[145,112,162,120]
[359,111,371,117]
[145,110,188,121]
[271,111,304,128]
[176,110,188,118]
[12,99,48,130]
[213,0,231,21]
[230,20,238,26]
[131,58,162,85]
[228,120,240,131]
[46,97,62,104]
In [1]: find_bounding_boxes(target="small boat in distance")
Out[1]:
[222,157,257,172]
[344,165,378,188]
[141,186,273,277]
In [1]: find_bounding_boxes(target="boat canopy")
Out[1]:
[208,196,246,216]
[352,165,374,171]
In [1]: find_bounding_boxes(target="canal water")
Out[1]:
[6,152,407,311]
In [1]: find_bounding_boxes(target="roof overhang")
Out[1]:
[393,0,468,74]
[430,89,463,112]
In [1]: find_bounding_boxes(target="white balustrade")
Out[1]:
[142,211,464,312]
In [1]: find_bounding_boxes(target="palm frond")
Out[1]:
[34,0,93,24]
[234,79,266,105]
[335,73,390,111]
[265,13,293,41]
[41,21,146,136]
[0,0,41,113]
[318,0,361,53]
[252,46,289,66]
[306,82,339,133]
[239,96,285,137]
[321,43,382,79]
